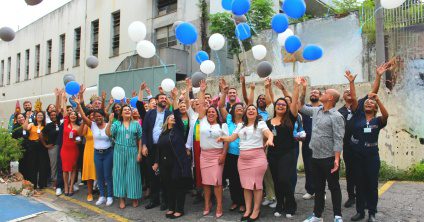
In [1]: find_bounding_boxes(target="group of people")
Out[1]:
[10,61,391,222]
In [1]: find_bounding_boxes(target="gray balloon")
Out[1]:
[172,21,183,30]
[86,56,99,68]
[0,27,15,42]
[233,15,247,24]
[63,73,76,85]
[257,61,273,78]
[192,72,207,87]
[25,0,43,5]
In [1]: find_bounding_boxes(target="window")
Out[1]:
[111,11,120,56]
[91,19,99,57]
[155,25,177,48]
[7,57,11,85]
[59,34,65,71]
[25,49,30,80]
[16,53,21,83]
[0,60,4,86]
[35,45,40,77]
[46,40,52,74]
[157,0,177,16]
[74,27,81,66]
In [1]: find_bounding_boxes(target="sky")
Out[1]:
[0,0,71,31]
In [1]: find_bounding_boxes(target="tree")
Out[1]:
[332,0,361,15]
[198,0,209,53]
[0,128,23,174]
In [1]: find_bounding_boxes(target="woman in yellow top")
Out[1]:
[23,111,49,191]
[78,111,97,202]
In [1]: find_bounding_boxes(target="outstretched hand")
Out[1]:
[344,70,357,83]
[376,62,390,76]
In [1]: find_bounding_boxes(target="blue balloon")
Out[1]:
[232,0,250,16]
[114,99,121,103]
[69,97,77,108]
[222,0,233,10]
[175,22,198,45]
[271,14,289,33]
[65,81,80,95]
[235,23,251,41]
[285,35,302,53]
[130,96,138,107]
[195,51,209,64]
[303,45,323,61]
[283,0,306,19]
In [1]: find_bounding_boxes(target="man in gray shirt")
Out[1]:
[300,79,345,222]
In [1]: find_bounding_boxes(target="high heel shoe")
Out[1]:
[215,211,223,218]
[241,213,251,221]
[247,212,261,222]
[203,202,212,216]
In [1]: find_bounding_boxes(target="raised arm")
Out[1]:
[372,62,390,94]
[290,77,301,117]
[248,82,255,106]
[369,93,388,125]
[345,70,358,112]
[185,78,192,108]
[218,78,229,120]
[23,112,32,131]
[105,113,114,137]
[74,97,91,126]
[61,91,68,117]
[264,77,273,106]
[101,91,107,110]
[197,80,207,119]
[54,88,61,114]
[274,79,291,98]
[299,78,307,107]
[136,82,147,120]
[240,75,249,104]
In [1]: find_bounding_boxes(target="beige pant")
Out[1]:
[48,145,58,181]
[264,167,275,200]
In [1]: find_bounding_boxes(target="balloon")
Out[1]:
[233,15,247,24]
[283,0,306,19]
[277,29,294,46]
[65,81,80,95]
[25,0,43,5]
[114,99,121,103]
[128,21,147,42]
[252,45,267,60]
[69,96,77,108]
[172,21,183,30]
[0,27,15,42]
[111,87,125,100]
[381,0,406,9]
[86,56,99,68]
[195,51,209,64]
[256,61,273,78]
[232,0,250,16]
[222,0,233,10]
[200,60,216,75]
[285,35,302,53]
[193,87,200,94]
[175,22,198,45]
[130,96,138,107]
[303,45,323,61]
[136,40,156,58]
[208,33,225,51]
[161,78,175,92]
[63,73,76,85]
[271,14,289,33]
[235,23,251,41]
[191,72,207,87]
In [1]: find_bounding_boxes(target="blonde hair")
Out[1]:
[161,115,174,133]
[365,99,379,115]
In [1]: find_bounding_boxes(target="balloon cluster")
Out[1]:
[128,21,156,59]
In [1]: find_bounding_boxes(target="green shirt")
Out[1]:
[111,120,142,147]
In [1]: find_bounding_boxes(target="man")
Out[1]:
[301,79,345,222]
[142,92,172,210]
[22,101,35,123]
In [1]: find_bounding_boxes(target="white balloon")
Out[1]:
[128,21,147,42]
[200,60,216,75]
[277,29,294,46]
[136,40,156,58]
[208,33,225,51]
[252,45,267,60]
[111,87,125,100]
[192,87,200,94]
[161,78,175,92]
[381,0,406,9]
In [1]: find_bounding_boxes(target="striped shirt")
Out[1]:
[111,120,142,147]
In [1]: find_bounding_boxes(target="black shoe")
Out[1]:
[351,213,365,221]
[247,212,260,222]
[240,214,250,221]
[160,203,168,211]
[169,212,184,219]
[145,202,159,209]
[368,214,376,222]
[344,198,356,208]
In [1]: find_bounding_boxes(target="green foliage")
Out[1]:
[332,0,361,14]
[0,128,23,173]
[248,0,274,32]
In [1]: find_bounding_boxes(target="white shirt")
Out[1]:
[233,121,268,150]
[199,118,227,149]
[91,122,112,149]
[153,111,165,144]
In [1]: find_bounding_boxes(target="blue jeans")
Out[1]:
[94,148,113,197]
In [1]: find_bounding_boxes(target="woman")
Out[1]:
[197,80,228,218]
[40,111,61,189]
[178,101,190,138]
[345,72,389,222]
[217,105,274,222]
[45,104,56,124]
[266,77,301,218]
[153,88,192,219]
[106,105,143,209]
[23,111,49,191]
[12,113,29,178]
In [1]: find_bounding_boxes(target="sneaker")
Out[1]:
[325,195,327,200]
[55,188,62,196]
[286,214,293,218]
[334,215,343,222]
[73,184,79,192]
[274,211,282,217]
[106,197,113,206]
[303,215,323,222]
[87,194,93,202]
[269,201,277,208]
[96,197,106,206]
[262,199,273,206]
[302,193,315,200]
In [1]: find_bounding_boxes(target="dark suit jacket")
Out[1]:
[141,107,172,152]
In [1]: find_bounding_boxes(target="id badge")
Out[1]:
[22,130,27,135]
[272,128,277,136]
[69,131,73,139]
[29,118,33,123]
[56,125,59,131]
[364,128,372,133]
[37,129,41,134]
[126,134,130,139]
[75,136,81,141]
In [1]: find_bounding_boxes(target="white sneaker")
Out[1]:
[303,215,323,222]
[106,197,113,206]
[274,212,282,217]
[303,193,315,200]
[325,194,327,200]
[262,199,272,206]
[73,184,79,192]
[96,197,106,206]
[334,216,343,222]
[55,188,62,196]
[286,214,293,218]
[269,201,277,208]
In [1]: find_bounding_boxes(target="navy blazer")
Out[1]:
[141,107,172,150]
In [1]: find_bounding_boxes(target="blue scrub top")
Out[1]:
[226,114,240,155]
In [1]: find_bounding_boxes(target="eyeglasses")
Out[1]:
[276,103,287,107]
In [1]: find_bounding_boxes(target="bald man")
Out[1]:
[301,88,345,222]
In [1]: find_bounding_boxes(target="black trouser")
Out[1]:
[290,143,300,193]
[27,141,50,189]
[19,141,29,179]
[147,144,164,204]
[224,153,244,206]
[312,157,342,218]
[161,164,188,213]
[302,140,314,195]
[353,152,380,216]
[343,146,356,200]
[268,149,297,214]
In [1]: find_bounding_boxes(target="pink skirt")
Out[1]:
[200,148,224,186]
[238,148,268,190]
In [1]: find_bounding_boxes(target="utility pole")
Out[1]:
[375,0,385,71]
